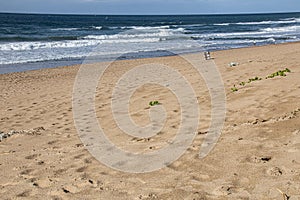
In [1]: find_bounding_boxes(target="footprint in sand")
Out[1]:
[246,156,272,164]
[20,168,34,175]
[33,178,52,189]
[25,154,40,160]
[267,167,284,177]
[74,153,85,159]
[76,166,88,173]
[17,190,32,197]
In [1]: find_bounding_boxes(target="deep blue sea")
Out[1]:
[1,12,300,73]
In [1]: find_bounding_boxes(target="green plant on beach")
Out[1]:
[231,68,291,93]
[285,68,291,73]
[248,76,262,83]
[232,76,262,93]
[239,81,246,86]
[266,68,291,79]
[149,101,160,106]
[231,86,238,92]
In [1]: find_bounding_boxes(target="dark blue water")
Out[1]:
[1,12,300,73]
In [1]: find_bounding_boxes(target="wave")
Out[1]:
[214,23,230,26]
[126,25,170,30]
[84,34,167,40]
[196,31,267,39]
[0,27,189,52]
[199,35,296,41]
[0,54,85,65]
[0,40,96,51]
[0,48,164,65]
[212,17,300,26]
[110,25,171,30]
[204,38,277,45]
[260,25,300,33]
[0,36,164,51]
[103,25,186,32]
[280,17,300,22]
[235,18,300,25]
[191,25,300,40]
[84,28,185,40]
[199,19,300,27]
[92,26,102,30]
[51,26,103,31]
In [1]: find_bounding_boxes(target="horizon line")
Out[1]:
[1,11,300,16]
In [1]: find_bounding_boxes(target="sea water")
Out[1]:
[1,12,300,73]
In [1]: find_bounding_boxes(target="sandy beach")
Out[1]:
[1,42,300,199]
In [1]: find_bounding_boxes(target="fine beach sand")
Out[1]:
[1,42,300,199]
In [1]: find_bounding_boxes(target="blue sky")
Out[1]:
[0,0,300,15]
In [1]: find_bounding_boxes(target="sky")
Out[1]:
[0,0,300,15]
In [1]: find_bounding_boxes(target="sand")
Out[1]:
[0,42,300,199]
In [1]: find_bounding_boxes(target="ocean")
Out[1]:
[1,12,300,74]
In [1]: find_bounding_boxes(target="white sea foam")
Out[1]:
[84,27,185,40]
[128,25,170,30]
[0,54,84,65]
[0,40,98,51]
[0,38,196,65]
[0,26,188,52]
[214,23,230,26]
[215,17,300,26]
[198,31,266,39]
[0,36,164,51]
[236,18,300,25]
[201,37,279,48]
[192,24,300,39]
[84,32,172,40]
[280,17,300,22]
[260,25,300,33]
[92,26,103,30]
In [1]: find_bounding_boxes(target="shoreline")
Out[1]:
[1,40,300,75]
[1,41,300,199]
